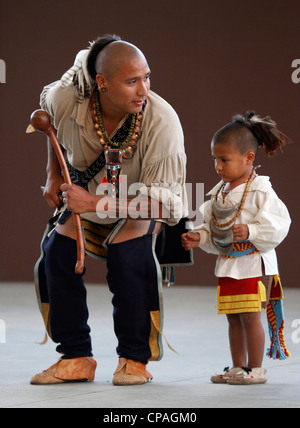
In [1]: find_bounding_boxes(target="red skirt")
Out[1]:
[217,276,267,314]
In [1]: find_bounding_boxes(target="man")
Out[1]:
[30,34,188,385]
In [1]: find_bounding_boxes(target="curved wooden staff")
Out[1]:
[26,109,85,274]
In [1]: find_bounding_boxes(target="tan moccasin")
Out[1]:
[112,358,153,386]
[226,367,267,385]
[30,357,97,385]
[210,367,243,384]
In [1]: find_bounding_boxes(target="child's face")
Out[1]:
[211,140,254,187]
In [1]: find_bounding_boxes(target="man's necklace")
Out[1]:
[90,89,144,159]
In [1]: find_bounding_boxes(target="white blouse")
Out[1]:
[193,176,291,279]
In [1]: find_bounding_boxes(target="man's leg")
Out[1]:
[31,218,96,384]
[44,230,92,358]
[106,219,163,385]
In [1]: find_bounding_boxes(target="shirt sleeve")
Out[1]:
[40,81,60,119]
[40,81,76,132]
[247,189,291,252]
[193,200,220,254]
[138,96,188,225]
[139,152,187,225]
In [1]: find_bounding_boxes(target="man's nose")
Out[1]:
[137,80,149,96]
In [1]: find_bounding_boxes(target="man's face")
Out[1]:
[98,56,151,117]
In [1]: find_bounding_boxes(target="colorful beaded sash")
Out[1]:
[217,240,259,258]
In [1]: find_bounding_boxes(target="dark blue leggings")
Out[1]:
[39,224,160,363]
[107,233,160,364]
[42,231,92,359]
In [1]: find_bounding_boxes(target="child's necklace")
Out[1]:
[221,173,256,195]
[211,169,257,228]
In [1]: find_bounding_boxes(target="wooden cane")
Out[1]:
[26,109,85,274]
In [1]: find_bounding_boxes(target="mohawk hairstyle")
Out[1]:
[87,34,121,81]
[233,111,291,157]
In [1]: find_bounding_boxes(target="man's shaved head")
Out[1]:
[87,34,148,82]
[95,40,147,79]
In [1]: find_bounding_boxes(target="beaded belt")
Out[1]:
[217,240,259,258]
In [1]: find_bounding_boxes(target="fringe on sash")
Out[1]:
[266,276,291,360]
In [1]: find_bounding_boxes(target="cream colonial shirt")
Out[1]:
[193,176,291,279]
[40,82,188,225]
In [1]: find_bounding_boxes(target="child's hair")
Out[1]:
[212,111,291,157]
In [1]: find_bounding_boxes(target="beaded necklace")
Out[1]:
[91,89,144,159]
[211,169,257,228]
[220,172,257,196]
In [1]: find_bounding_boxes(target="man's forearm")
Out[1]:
[96,195,168,220]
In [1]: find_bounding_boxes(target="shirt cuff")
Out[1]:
[197,229,210,247]
[247,224,257,242]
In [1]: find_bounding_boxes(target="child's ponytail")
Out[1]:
[233,111,291,156]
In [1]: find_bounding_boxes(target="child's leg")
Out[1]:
[226,314,247,367]
[239,312,265,368]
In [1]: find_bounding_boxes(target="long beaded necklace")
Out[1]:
[211,169,257,228]
[91,89,144,159]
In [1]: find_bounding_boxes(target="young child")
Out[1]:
[182,111,291,385]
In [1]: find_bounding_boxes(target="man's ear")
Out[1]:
[95,74,106,87]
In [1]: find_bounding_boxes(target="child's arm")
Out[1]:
[247,190,291,252]
[181,232,200,250]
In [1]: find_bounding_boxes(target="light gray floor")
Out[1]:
[0,282,299,409]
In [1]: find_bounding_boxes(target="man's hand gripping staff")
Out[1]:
[26,109,85,275]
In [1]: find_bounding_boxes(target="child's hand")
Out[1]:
[181,232,200,250]
[232,224,249,242]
